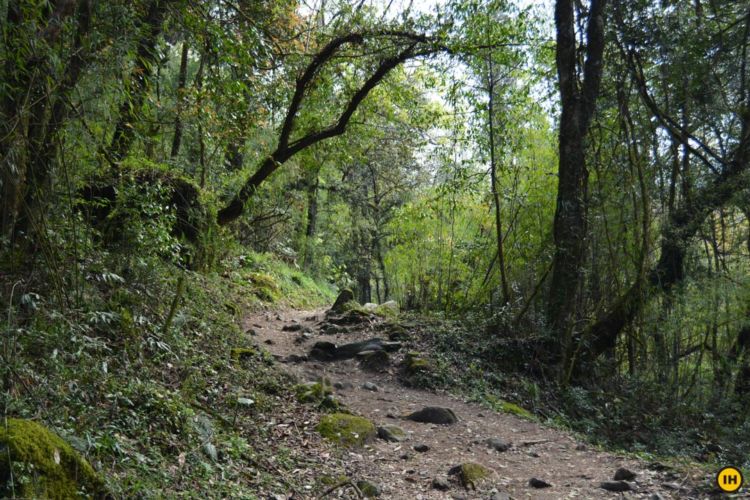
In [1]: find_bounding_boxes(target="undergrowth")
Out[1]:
[1,243,337,497]
[400,312,750,472]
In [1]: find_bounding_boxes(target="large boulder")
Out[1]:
[329,289,356,314]
[0,418,109,499]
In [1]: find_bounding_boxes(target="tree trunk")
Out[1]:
[548,0,608,382]
[2,0,91,241]
[302,165,320,270]
[170,41,189,159]
[486,54,511,306]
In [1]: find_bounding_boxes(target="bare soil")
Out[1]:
[247,308,712,500]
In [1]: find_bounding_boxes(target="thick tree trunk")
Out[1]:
[2,0,91,241]
[548,0,607,382]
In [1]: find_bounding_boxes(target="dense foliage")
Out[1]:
[2,0,750,492]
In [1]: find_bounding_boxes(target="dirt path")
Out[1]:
[248,308,708,499]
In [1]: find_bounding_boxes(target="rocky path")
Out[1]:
[247,308,708,499]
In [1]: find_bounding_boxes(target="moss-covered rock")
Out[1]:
[357,349,390,372]
[374,300,399,319]
[377,425,406,442]
[499,401,533,419]
[356,479,381,497]
[230,346,258,361]
[384,323,409,341]
[449,462,490,490]
[399,352,438,388]
[0,418,108,499]
[402,352,430,373]
[294,379,343,411]
[329,289,355,313]
[317,413,376,447]
[248,272,279,302]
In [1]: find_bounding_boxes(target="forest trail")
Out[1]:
[247,308,707,499]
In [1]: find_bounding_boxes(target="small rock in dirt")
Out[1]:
[283,354,308,363]
[333,381,353,390]
[294,333,314,344]
[356,480,381,497]
[236,397,254,407]
[377,425,406,442]
[486,437,512,452]
[321,323,346,335]
[386,412,397,419]
[245,328,257,336]
[413,444,430,453]
[404,407,457,425]
[451,494,467,500]
[648,494,665,500]
[264,339,274,345]
[613,467,636,481]
[362,382,379,391]
[488,490,511,500]
[432,477,450,491]
[528,478,552,489]
[600,481,632,492]
[282,323,303,332]
[400,453,410,460]
[661,482,684,491]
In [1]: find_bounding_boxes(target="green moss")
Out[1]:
[403,352,430,373]
[319,474,349,486]
[457,462,490,490]
[248,272,280,302]
[0,419,108,499]
[374,301,399,319]
[341,300,367,313]
[295,379,342,411]
[230,347,258,361]
[500,401,533,419]
[294,379,332,403]
[316,413,376,447]
[385,323,409,341]
[356,480,380,497]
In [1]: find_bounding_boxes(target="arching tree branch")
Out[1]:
[216,33,436,226]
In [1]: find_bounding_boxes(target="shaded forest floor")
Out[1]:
[249,307,715,499]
